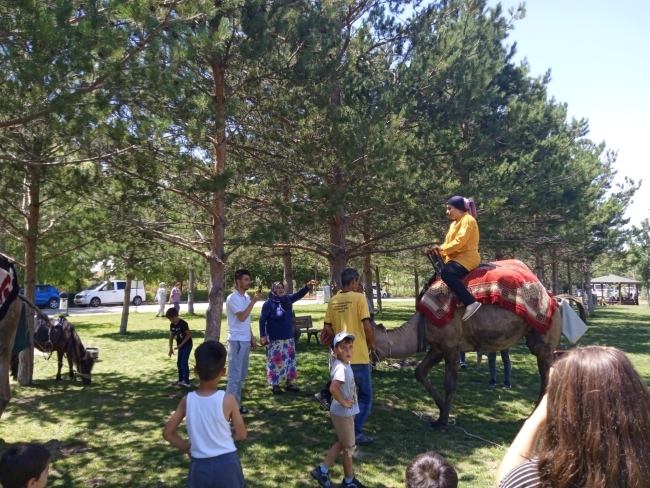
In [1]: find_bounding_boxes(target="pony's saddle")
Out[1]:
[34,317,66,349]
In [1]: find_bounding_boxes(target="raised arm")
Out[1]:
[495,394,547,485]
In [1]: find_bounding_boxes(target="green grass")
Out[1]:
[2,304,649,487]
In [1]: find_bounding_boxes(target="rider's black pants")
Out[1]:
[440,261,476,306]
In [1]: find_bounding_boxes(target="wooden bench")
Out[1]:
[295,315,321,345]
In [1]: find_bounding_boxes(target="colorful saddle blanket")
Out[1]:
[0,255,19,324]
[416,259,557,334]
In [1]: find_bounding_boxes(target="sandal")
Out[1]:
[272,386,284,395]
[285,384,301,393]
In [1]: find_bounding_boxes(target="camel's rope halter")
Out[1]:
[369,327,391,365]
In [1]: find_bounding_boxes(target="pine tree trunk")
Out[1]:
[566,261,573,295]
[187,268,195,315]
[583,260,594,315]
[282,249,293,294]
[551,252,559,295]
[328,215,347,290]
[363,253,373,302]
[119,273,133,334]
[414,266,420,306]
[534,253,544,283]
[204,61,228,341]
[374,265,382,314]
[18,170,40,386]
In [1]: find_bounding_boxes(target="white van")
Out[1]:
[74,280,145,307]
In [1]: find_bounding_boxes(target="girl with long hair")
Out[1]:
[497,346,650,487]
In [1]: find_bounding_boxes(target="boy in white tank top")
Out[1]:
[163,341,247,488]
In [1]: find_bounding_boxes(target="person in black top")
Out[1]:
[166,307,193,388]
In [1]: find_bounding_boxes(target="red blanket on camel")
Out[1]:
[416,259,557,334]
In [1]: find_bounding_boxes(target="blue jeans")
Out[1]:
[488,350,511,383]
[351,364,372,437]
[177,344,192,383]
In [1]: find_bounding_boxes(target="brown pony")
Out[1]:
[11,317,95,385]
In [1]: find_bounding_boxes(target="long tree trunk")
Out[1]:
[583,260,594,315]
[18,170,40,385]
[567,261,573,295]
[414,265,420,306]
[205,61,228,341]
[282,249,293,294]
[363,253,373,302]
[119,273,133,334]
[328,214,347,290]
[187,267,195,315]
[550,250,559,295]
[534,253,544,283]
[374,265,382,314]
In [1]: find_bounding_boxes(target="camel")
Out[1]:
[374,304,562,427]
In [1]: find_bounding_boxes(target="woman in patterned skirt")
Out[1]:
[259,280,317,394]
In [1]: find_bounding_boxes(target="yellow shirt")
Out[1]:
[439,213,480,271]
[324,290,371,365]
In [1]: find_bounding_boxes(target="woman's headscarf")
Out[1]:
[268,281,286,318]
[447,196,477,219]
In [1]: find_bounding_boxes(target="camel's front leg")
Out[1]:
[414,346,445,411]
[56,351,64,381]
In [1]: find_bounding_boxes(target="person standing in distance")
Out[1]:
[226,269,260,415]
[322,268,376,445]
[169,282,182,312]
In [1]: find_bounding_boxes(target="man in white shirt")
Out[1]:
[226,269,260,415]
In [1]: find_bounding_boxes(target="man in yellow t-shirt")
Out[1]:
[321,268,375,445]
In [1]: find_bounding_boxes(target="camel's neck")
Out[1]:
[375,313,421,360]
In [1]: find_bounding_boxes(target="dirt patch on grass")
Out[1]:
[41,440,93,461]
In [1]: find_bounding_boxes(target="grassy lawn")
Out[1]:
[2,303,649,487]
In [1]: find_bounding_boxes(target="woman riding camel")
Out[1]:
[426,195,481,321]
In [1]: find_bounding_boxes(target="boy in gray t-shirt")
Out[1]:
[310,332,367,488]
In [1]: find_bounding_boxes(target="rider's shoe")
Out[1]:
[462,302,482,321]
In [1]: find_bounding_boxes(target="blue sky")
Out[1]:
[489,0,650,227]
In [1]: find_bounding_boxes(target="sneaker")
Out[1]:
[489,379,497,388]
[355,433,374,444]
[314,392,331,410]
[178,381,191,388]
[460,363,467,370]
[341,477,368,488]
[310,467,332,488]
[239,406,250,415]
[504,381,512,390]
[462,302,482,321]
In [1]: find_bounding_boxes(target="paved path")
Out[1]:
[44,297,414,317]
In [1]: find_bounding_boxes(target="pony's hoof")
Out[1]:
[55,377,62,382]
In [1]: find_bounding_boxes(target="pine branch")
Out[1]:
[0,146,139,166]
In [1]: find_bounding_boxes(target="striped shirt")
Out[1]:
[499,459,541,488]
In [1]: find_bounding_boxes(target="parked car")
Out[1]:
[74,280,145,307]
[372,284,387,298]
[20,284,60,309]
